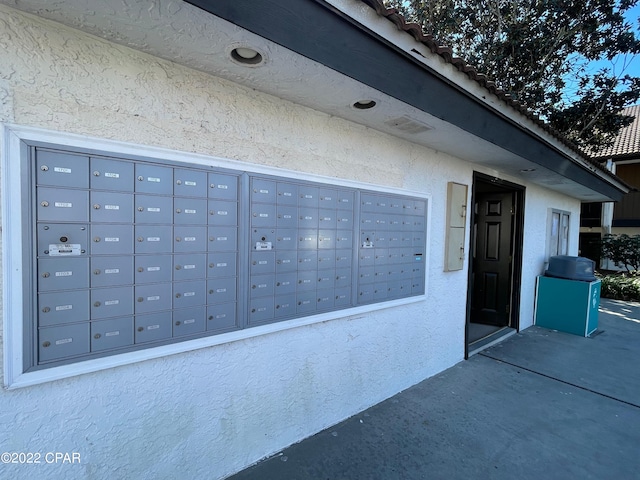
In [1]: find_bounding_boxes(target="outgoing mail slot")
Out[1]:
[91,286,134,320]
[134,254,172,284]
[90,157,134,191]
[206,302,237,332]
[135,283,172,314]
[174,226,207,253]
[250,274,275,298]
[174,197,207,225]
[174,253,207,281]
[173,280,206,309]
[207,278,237,304]
[39,322,90,363]
[134,194,173,224]
[90,191,133,223]
[174,168,207,198]
[134,225,172,254]
[135,163,173,195]
[38,290,90,327]
[251,178,276,203]
[91,224,134,255]
[37,150,89,188]
[209,172,239,201]
[37,187,89,223]
[209,200,238,227]
[173,306,206,337]
[134,311,172,343]
[38,223,88,257]
[206,252,237,278]
[91,256,134,288]
[276,182,298,206]
[207,226,237,252]
[91,316,134,352]
[38,257,89,292]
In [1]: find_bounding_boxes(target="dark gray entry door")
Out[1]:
[471,191,514,326]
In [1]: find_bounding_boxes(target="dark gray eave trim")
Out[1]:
[184,0,625,202]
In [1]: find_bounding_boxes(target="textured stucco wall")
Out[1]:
[0,5,579,479]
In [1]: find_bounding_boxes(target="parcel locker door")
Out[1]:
[206,302,237,332]
[91,224,134,255]
[207,252,237,278]
[91,316,134,352]
[135,163,173,194]
[91,256,134,287]
[174,253,207,281]
[38,223,88,257]
[135,283,172,314]
[38,290,90,327]
[37,150,89,188]
[173,306,206,337]
[173,280,206,309]
[90,157,134,191]
[174,168,207,198]
[174,197,207,225]
[134,194,173,224]
[209,172,239,201]
[38,257,89,292]
[134,225,173,254]
[208,226,237,252]
[174,226,207,253]
[91,286,134,320]
[134,254,172,284]
[90,191,134,223]
[209,200,238,226]
[37,188,89,223]
[39,323,90,362]
[134,311,172,343]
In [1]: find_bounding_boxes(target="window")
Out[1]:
[549,210,570,258]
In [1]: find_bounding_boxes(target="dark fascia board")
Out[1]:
[184,0,625,202]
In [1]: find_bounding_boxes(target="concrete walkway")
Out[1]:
[227,299,640,479]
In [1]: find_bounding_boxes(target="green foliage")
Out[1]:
[384,0,640,150]
[599,273,640,301]
[600,233,640,272]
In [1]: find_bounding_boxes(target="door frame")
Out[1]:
[465,172,525,358]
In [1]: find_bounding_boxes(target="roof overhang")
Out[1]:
[1,0,629,202]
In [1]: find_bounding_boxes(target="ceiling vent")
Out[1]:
[384,116,433,134]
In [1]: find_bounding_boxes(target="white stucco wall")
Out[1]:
[0,6,580,479]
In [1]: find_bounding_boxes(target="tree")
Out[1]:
[600,233,640,272]
[384,0,640,150]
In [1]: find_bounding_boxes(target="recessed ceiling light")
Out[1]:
[229,46,265,66]
[352,99,377,110]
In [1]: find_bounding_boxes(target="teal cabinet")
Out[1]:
[535,276,600,337]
